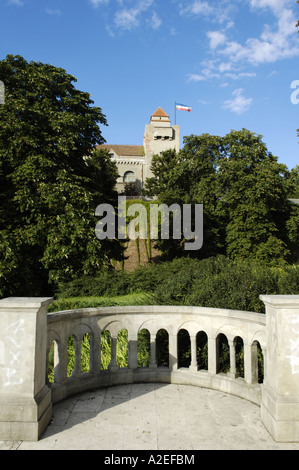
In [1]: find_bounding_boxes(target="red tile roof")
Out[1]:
[151,107,169,118]
[96,144,144,157]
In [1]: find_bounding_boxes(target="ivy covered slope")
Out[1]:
[0,55,122,298]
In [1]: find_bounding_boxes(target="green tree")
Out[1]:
[144,136,226,259]
[218,129,292,263]
[289,165,299,198]
[0,55,121,297]
[144,129,295,263]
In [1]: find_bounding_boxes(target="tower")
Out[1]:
[143,107,180,180]
[97,107,180,193]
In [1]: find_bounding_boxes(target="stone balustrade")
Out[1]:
[0,296,299,443]
[46,305,266,405]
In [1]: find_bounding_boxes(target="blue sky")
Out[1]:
[0,0,298,170]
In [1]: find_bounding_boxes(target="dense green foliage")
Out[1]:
[48,292,155,312]
[0,55,122,298]
[144,130,299,264]
[55,256,299,314]
[289,165,299,198]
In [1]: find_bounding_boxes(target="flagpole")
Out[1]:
[174,101,176,125]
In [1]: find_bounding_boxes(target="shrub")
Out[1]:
[48,292,156,312]
[55,256,299,314]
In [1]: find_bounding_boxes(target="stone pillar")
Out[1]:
[244,342,259,385]
[260,295,299,442]
[72,337,82,377]
[59,338,69,384]
[168,334,177,370]
[0,297,53,441]
[48,339,64,384]
[109,336,119,371]
[90,334,101,375]
[228,340,236,378]
[128,334,138,370]
[149,334,157,369]
[208,336,217,375]
[189,336,198,372]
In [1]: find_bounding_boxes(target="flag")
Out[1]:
[176,103,191,112]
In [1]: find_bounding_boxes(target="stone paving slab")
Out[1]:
[1,383,299,451]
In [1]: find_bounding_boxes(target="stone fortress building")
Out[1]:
[97,107,180,193]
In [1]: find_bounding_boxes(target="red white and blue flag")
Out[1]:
[176,103,191,112]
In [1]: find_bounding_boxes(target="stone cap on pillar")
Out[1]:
[0,297,53,308]
[260,295,299,308]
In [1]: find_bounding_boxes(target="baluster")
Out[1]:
[128,333,138,369]
[90,334,101,375]
[189,335,198,372]
[228,340,236,378]
[168,334,177,370]
[149,333,157,369]
[48,340,62,384]
[60,337,68,383]
[109,336,119,371]
[244,342,256,384]
[72,337,82,377]
[208,335,217,375]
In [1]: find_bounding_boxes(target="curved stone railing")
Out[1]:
[1,296,299,443]
[46,305,266,406]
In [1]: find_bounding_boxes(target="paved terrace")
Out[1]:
[2,383,299,451]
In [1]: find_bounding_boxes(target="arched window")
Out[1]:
[137,329,150,367]
[101,330,111,370]
[81,333,91,373]
[235,336,244,378]
[124,171,135,183]
[178,329,191,368]
[196,331,208,371]
[156,329,169,367]
[67,335,75,377]
[252,340,264,384]
[48,340,59,383]
[117,329,128,368]
[216,333,230,374]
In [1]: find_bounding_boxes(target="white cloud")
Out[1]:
[188,56,256,84]
[89,0,110,7]
[149,11,162,30]
[219,2,299,65]
[187,61,221,82]
[219,62,232,73]
[187,0,299,90]
[180,0,236,24]
[180,1,214,17]
[45,8,62,16]
[114,8,140,30]
[223,88,253,114]
[249,0,292,14]
[113,0,157,31]
[187,74,206,83]
[8,0,24,5]
[186,0,299,88]
[89,0,160,33]
[207,31,227,49]
[225,72,256,79]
